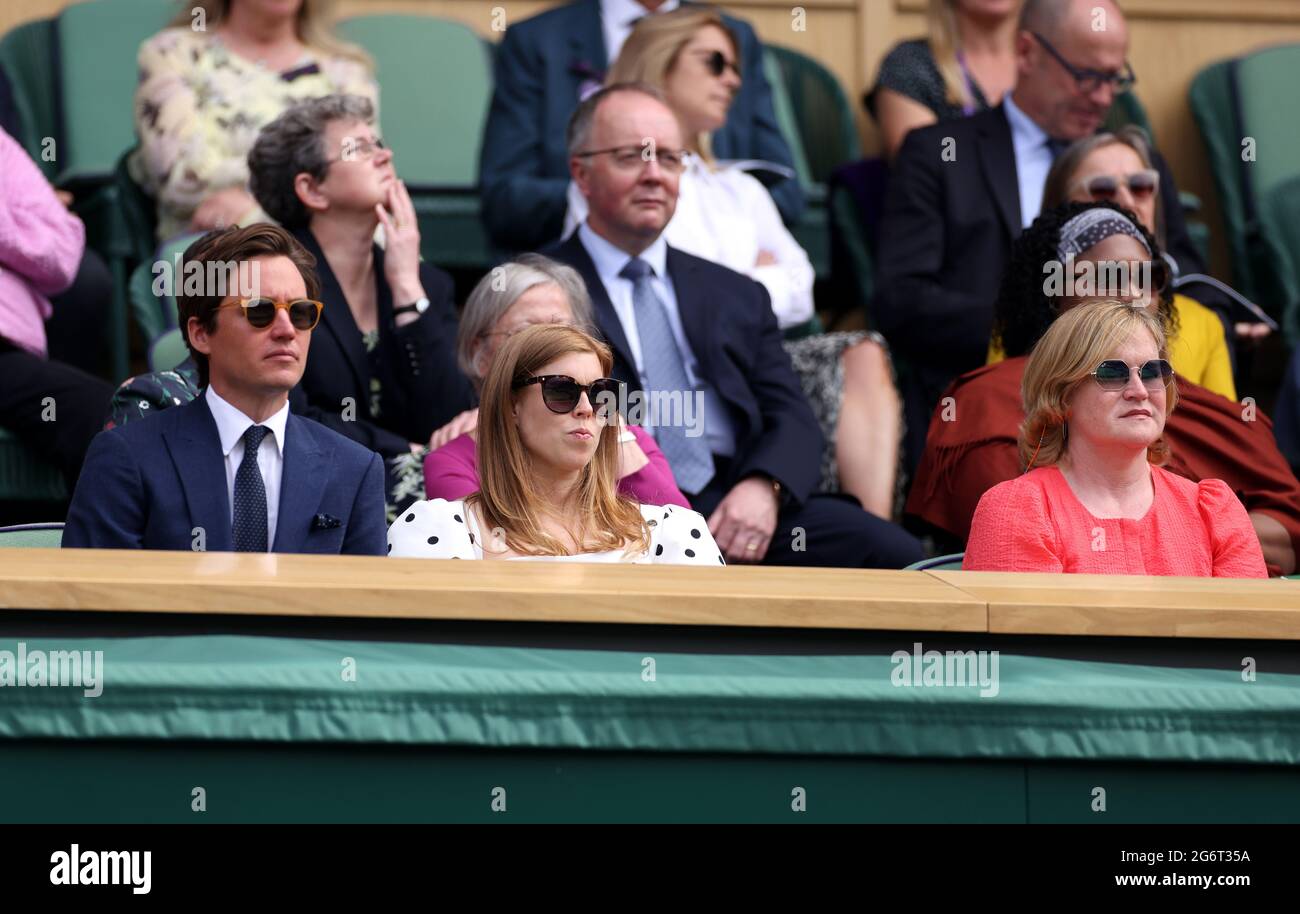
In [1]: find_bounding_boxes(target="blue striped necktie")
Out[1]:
[619,257,714,493]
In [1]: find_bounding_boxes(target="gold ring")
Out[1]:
[745,542,759,551]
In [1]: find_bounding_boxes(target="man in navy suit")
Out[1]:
[64,225,386,555]
[548,84,920,568]
[481,0,803,252]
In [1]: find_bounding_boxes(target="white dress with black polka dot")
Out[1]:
[387,498,725,565]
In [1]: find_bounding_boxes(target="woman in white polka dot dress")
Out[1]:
[388,325,724,565]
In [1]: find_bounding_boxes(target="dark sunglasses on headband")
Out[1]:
[514,374,623,416]
[1091,358,1173,391]
[220,298,323,331]
[1073,169,1160,203]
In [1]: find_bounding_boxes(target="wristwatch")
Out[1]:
[393,297,429,317]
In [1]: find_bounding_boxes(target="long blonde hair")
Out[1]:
[1020,300,1178,470]
[607,7,740,163]
[928,0,971,111]
[471,324,651,557]
[173,0,373,69]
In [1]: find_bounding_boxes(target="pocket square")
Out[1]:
[312,513,342,530]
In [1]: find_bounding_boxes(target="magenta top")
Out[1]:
[0,129,86,357]
[423,425,691,508]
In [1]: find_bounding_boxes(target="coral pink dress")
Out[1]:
[964,465,1267,577]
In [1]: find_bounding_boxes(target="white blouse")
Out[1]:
[563,158,816,329]
[387,498,726,565]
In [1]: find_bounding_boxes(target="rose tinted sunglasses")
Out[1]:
[1072,169,1160,203]
[514,374,623,416]
[1091,358,1173,391]
[220,298,323,331]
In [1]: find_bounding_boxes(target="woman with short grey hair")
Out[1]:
[423,255,689,508]
[247,94,476,521]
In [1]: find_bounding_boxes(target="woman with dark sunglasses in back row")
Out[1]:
[390,324,721,564]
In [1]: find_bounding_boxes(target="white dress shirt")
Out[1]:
[1003,94,1054,230]
[576,221,736,457]
[600,0,681,63]
[564,159,815,329]
[205,386,288,550]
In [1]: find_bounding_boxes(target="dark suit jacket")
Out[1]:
[293,228,475,457]
[872,103,1206,420]
[547,232,823,504]
[63,393,387,554]
[480,0,803,251]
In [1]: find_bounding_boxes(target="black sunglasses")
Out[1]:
[221,298,323,331]
[1031,31,1136,94]
[1091,358,1173,391]
[514,374,623,416]
[698,49,741,79]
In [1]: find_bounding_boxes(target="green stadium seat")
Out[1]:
[1191,45,1300,319]
[904,553,965,572]
[335,14,496,270]
[1257,174,1300,343]
[0,522,64,548]
[0,16,58,177]
[0,430,67,504]
[54,0,174,188]
[765,45,862,286]
[148,327,189,373]
[130,232,201,345]
[54,0,176,382]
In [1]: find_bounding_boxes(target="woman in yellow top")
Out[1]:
[1032,127,1236,401]
[130,0,378,241]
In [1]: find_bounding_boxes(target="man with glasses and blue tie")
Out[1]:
[65,225,386,555]
[874,0,1215,474]
[549,84,922,568]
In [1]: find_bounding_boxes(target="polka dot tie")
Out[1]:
[232,425,269,553]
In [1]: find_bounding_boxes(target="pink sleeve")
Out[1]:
[422,434,481,501]
[1198,479,1269,578]
[0,131,85,295]
[621,426,691,508]
[963,476,1064,572]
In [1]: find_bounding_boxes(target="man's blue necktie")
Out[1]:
[232,425,270,552]
[619,258,714,494]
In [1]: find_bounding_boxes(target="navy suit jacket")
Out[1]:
[480,0,803,251]
[547,232,823,505]
[63,393,387,555]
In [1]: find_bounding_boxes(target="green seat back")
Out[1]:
[1235,45,1300,202]
[0,17,58,177]
[0,523,64,548]
[761,49,812,192]
[149,326,190,372]
[130,231,202,343]
[903,553,965,572]
[54,0,176,185]
[765,45,861,188]
[335,15,492,189]
[1258,174,1300,343]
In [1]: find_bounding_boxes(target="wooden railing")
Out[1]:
[1,548,1297,639]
